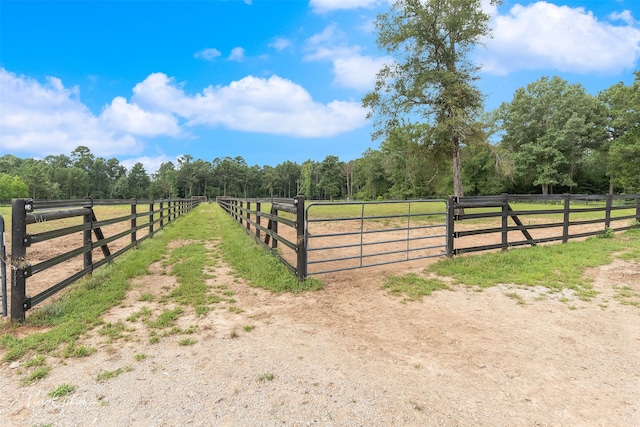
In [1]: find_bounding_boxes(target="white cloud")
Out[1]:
[304,25,390,91]
[0,68,142,157]
[610,10,637,26]
[194,48,222,61]
[0,67,366,160]
[310,0,380,14]
[479,2,640,75]
[131,73,367,137]
[269,37,292,51]
[229,47,245,62]
[332,56,389,91]
[100,96,182,137]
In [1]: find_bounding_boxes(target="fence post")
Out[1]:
[11,198,28,322]
[246,200,251,232]
[83,205,93,270]
[272,205,279,249]
[636,193,640,223]
[131,199,137,246]
[1,214,7,317]
[160,200,164,229]
[446,196,455,257]
[149,201,154,236]
[501,193,508,251]
[239,201,244,227]
[605,194,613,229]
[562,194,570,243]
[295,195,307,281]
[256,201,261,240]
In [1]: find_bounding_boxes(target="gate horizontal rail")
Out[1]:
[306,199,448,275]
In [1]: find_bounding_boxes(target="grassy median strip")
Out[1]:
[0,203,321,363]
[214,205,323,292]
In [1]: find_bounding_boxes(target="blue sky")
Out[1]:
[1,0,639,173]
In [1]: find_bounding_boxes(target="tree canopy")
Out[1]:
[363,0,499,198]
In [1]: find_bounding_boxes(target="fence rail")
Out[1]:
[448,193,640,256]
[8,197,200,322]
[217,196,306,280]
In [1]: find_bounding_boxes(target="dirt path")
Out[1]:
[1,239,640,426]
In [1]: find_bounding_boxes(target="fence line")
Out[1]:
[217,196,306,280]
[9,197,200,322]
[448,193,640,256]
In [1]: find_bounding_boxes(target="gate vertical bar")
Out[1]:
[1,214,6,317]
[295,195,307,281]
[406,201,411,260]
[11,199,28,322]
[360,203,365,267]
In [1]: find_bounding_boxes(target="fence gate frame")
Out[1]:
[305,199,449,275]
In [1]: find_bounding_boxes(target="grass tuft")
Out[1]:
[382,273,450,301]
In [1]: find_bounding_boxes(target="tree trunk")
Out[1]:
[452,135,464,198]
[609,174,615,195]
[452,135,464,215]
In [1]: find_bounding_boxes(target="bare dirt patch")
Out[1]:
[1,238,639,426]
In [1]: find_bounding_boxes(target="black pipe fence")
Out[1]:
[447,193,640,256]
[217,196,306,281]
[8,197,200,322]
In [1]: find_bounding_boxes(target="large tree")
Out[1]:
[363,0,498,198]
[599,71,640,193]
[497,76,605,194]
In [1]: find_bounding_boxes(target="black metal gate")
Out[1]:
[305,199,448,275]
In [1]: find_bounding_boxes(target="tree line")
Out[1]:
[1,68,638,206]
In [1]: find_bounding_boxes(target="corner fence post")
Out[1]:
[11,198,28,322]
[295,195,307,281]
[446,196,455,257]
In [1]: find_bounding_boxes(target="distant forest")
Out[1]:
[1,73,639,202]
